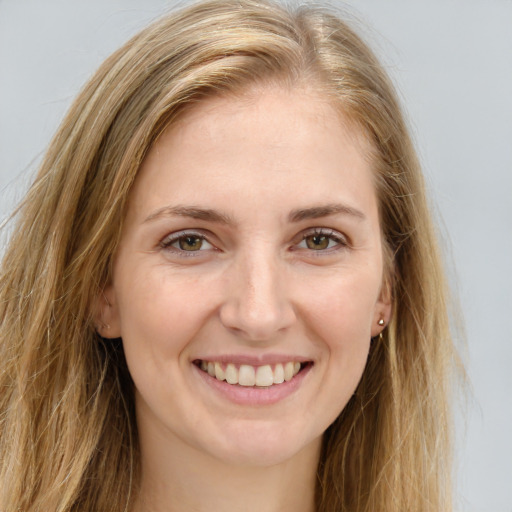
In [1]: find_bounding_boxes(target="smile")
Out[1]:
[196,360,306,387]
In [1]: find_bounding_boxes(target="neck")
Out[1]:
[131,424,321,512]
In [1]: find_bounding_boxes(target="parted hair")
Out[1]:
[0,1,458,510]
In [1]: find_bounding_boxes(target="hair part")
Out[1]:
[0,1,459,510]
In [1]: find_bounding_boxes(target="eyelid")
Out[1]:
[295,227,350,252]
[158,227,349,256]
[159,229,216,254]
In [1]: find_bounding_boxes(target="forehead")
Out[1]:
[168,84,370,152]
[128,85,378,223]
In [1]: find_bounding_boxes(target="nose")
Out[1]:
[219,250,296,342]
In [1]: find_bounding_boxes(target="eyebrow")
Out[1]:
[288,203,366,223]
[143,202,366,225]
[143,205,235,225]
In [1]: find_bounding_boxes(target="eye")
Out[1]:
[296,229,347,252]
[160,231,214,253]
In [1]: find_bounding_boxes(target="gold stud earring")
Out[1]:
[378,319,385,326]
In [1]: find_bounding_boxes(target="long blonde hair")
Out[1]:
[0,1,458,510]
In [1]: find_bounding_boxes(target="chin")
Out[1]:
[203,421,321,468]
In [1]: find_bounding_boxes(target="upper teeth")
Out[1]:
[199,361,302,387]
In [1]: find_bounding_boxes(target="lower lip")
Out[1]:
[194,364,312,405]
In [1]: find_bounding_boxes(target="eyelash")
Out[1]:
[160,230,213,257]
[297,228,349,254]
[159,228,349,256]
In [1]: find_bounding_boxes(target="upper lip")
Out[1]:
[193,354,313,366]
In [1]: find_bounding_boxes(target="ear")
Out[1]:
[93,284,122,339]
[371,277,393,338]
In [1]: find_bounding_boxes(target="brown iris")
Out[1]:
[304,234,330,250]
[178,236,203,251]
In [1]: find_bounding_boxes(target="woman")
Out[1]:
[0,0,459,510]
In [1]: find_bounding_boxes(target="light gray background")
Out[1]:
[1,1,511,510]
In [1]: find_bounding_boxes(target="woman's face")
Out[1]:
[100,86,390,467]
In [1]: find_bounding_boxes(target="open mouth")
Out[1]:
[194,360,312,388]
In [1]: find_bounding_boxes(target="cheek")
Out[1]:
[298,268,380,344]
[114,270,218,418]
[297,269,378,407]
[114,268,214,362]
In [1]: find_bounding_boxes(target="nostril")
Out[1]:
[218,301,297,341]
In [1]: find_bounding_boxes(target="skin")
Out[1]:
[98,85,391,512]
